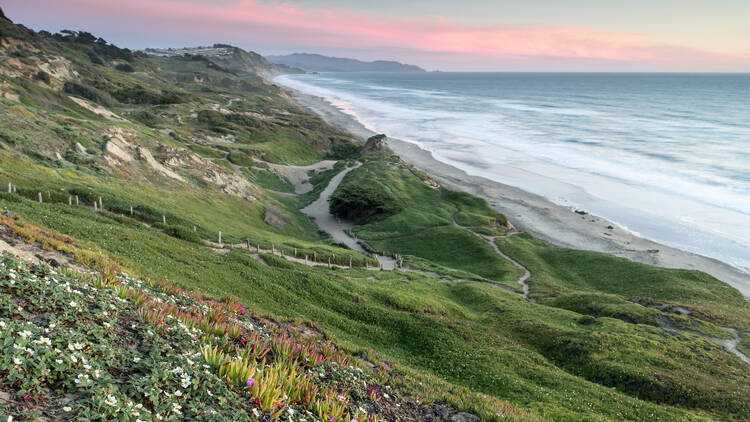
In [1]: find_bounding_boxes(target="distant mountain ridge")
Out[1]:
[267,53,425,73]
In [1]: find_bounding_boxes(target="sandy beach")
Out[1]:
[288,88,750,300]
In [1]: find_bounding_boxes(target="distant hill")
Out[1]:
[267,53,425,73]
[144,44,303,78]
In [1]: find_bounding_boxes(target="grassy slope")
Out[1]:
[0,21,749,422]
[340,156,523,288]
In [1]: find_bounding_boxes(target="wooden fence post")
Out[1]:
[305,255,308,265]
[294,247,297,257]
[328,257,331,268]
[162,215,166,224]
[98,197,103,210]
[38,192,42,203]
[130,205,133,216]
[7,183,10,193]
[12,185,15,193]
[313,251,317,262]
[246,239,250,250]
[349,256,352,268]
[75,195,79,205]
[218,231,222,246]
[94,201,98,211]
[68,195,72,206]
[271,244,275,254]
[193,225,196,232]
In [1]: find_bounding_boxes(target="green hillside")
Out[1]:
[0,10,748,422]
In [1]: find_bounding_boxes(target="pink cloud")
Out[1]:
[5,0,748,68]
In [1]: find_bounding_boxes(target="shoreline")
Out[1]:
[285,83,750,299]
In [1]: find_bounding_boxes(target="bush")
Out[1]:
[330,183,402,223]
[325,140,362,159]
[227,150,254,167]
[164,225,202,243]
[33,71,51,84]
[114,63,135,72]
[111,86,189,105]
[63,82,113,106]
[132,110,165,127]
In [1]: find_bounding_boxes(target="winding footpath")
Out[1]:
[449,215,533,301]
[301,163,397,270]
[656,315,750,365]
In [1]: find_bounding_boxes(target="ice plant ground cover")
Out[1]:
[0,253,437,421]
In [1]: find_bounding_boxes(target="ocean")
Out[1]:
[275,72,750,275]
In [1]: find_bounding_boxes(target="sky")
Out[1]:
[3,0,750,71]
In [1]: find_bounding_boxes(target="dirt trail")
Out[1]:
[450,216,533,301]
[656,316,750,365]
[205,240,368,270]
[301,163,397,270]
[0,224,83,271]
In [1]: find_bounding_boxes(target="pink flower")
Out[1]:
[246,378,255,388]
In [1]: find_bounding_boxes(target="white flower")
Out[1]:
[104,394,118,407]
[55,359,63,364]
[171,403,182,415]
[93,369,102,378]
[69,301,77,308]
[133,357,141,363]
[174,390,183,397]
[18,330,32,339]
[12,357,22,365]
[63,407,72,412]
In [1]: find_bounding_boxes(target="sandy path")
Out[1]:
[449,215,532,301]
[300,164,397,269]
[656,316,749,365]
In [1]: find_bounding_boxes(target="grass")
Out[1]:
[4,192,750,421]
[369,225,522,287]
[496,233,750,330]
[242,167,295,193]
[0,20,749,421]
